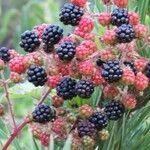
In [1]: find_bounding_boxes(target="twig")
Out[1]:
[2,120,28,150]
[38,87,51,105]
[0,72,17,130]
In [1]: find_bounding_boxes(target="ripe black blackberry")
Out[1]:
[104,101,125,120]
[124,61,137,75]
[56,77,77,100]
[42,25,63,49]
[32,104,56,123]
[19,30,40,53]
[59,3,84,26]
[56,41,76,61]
[101,60,123,83]
[0,47,11,62]
[116,24,135,43]
[27,65,47,87]
[75,80,94,99]
[111,8,129,27]
[77,120,95,137]
[145,62,150,78]
[89,112,108,130]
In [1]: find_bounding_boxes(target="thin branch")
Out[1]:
[0,71,17,130]
[38,87,51,105]
[2,120,28,150]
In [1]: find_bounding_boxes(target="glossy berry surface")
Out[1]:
[104,101,125,120]
[27,65,47,87]
[59,3,84,26]
[56,41,76,61]
[75,80,94,98]
[77,120,95,137]
[42,25,63,49]
[0,47,11,62]
[89,112,108,130]
[116,24,135,43]
[20,30,40,52]
[56,77,77,100]
[111,8,129,27]
[102,60,123,83]
[32,104,56,123]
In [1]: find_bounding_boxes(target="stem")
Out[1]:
[2,120,28,150]
[38,87,51,105]
[0,71,17,130]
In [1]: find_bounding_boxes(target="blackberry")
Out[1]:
[27,65,47,87]
[104,101,125,120]
[56,41,76,61]
[32,104,56,123]
[56,77,77,100]
[77,120,95,137]
[19,30,40,52]
[89,112,108,130]
[59,3,84,26]
[116,24,135,43]
[145,62,150,78]
[75,80,94,99]
[0,47,11,62]
[42,25,63,49]
[124,61,137,75]
[101,60,123,83]
[111,8,129,27]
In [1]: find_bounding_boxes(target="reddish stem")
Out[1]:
[2,120,28,150]
[3,82,17,129]
[38,87,51,105]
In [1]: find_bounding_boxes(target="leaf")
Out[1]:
[48,134,54,150]
[62,134,72,150]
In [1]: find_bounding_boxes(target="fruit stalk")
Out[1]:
[2,120,28,150]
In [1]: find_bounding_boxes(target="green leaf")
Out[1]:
[62,134,72,150]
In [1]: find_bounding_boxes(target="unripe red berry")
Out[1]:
[100,48,115,61]
[79,61,95,76]
[134,24,148,39]
[33,23,48,39]
[75,17,94,33]
[101,29,117,45]
[40,132,50,147]
[103,85,119,99]
[30,123,42,139]
[76,40,96,60]
[122,94,137,109]
[128,12,140,26]
[0,59,5,70]
[9,49,19,59]
[47,75,61,89]
[9,56,26,74]
[79,104,93,118]
[98,13,111,26]
[10,72,22,83]
[134,58,147,71]
[52,118,67,139]
[134,72,149,91]
[113,0,128,8]
[71,0,87,7]
[52,96,64,108]
[122,68,135,85]
[90,70,104,86]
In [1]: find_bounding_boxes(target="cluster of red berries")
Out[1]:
[1,0,150,149]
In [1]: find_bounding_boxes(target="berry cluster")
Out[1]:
[1,0,150,149]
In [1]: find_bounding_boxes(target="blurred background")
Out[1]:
[0,0,69,51]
